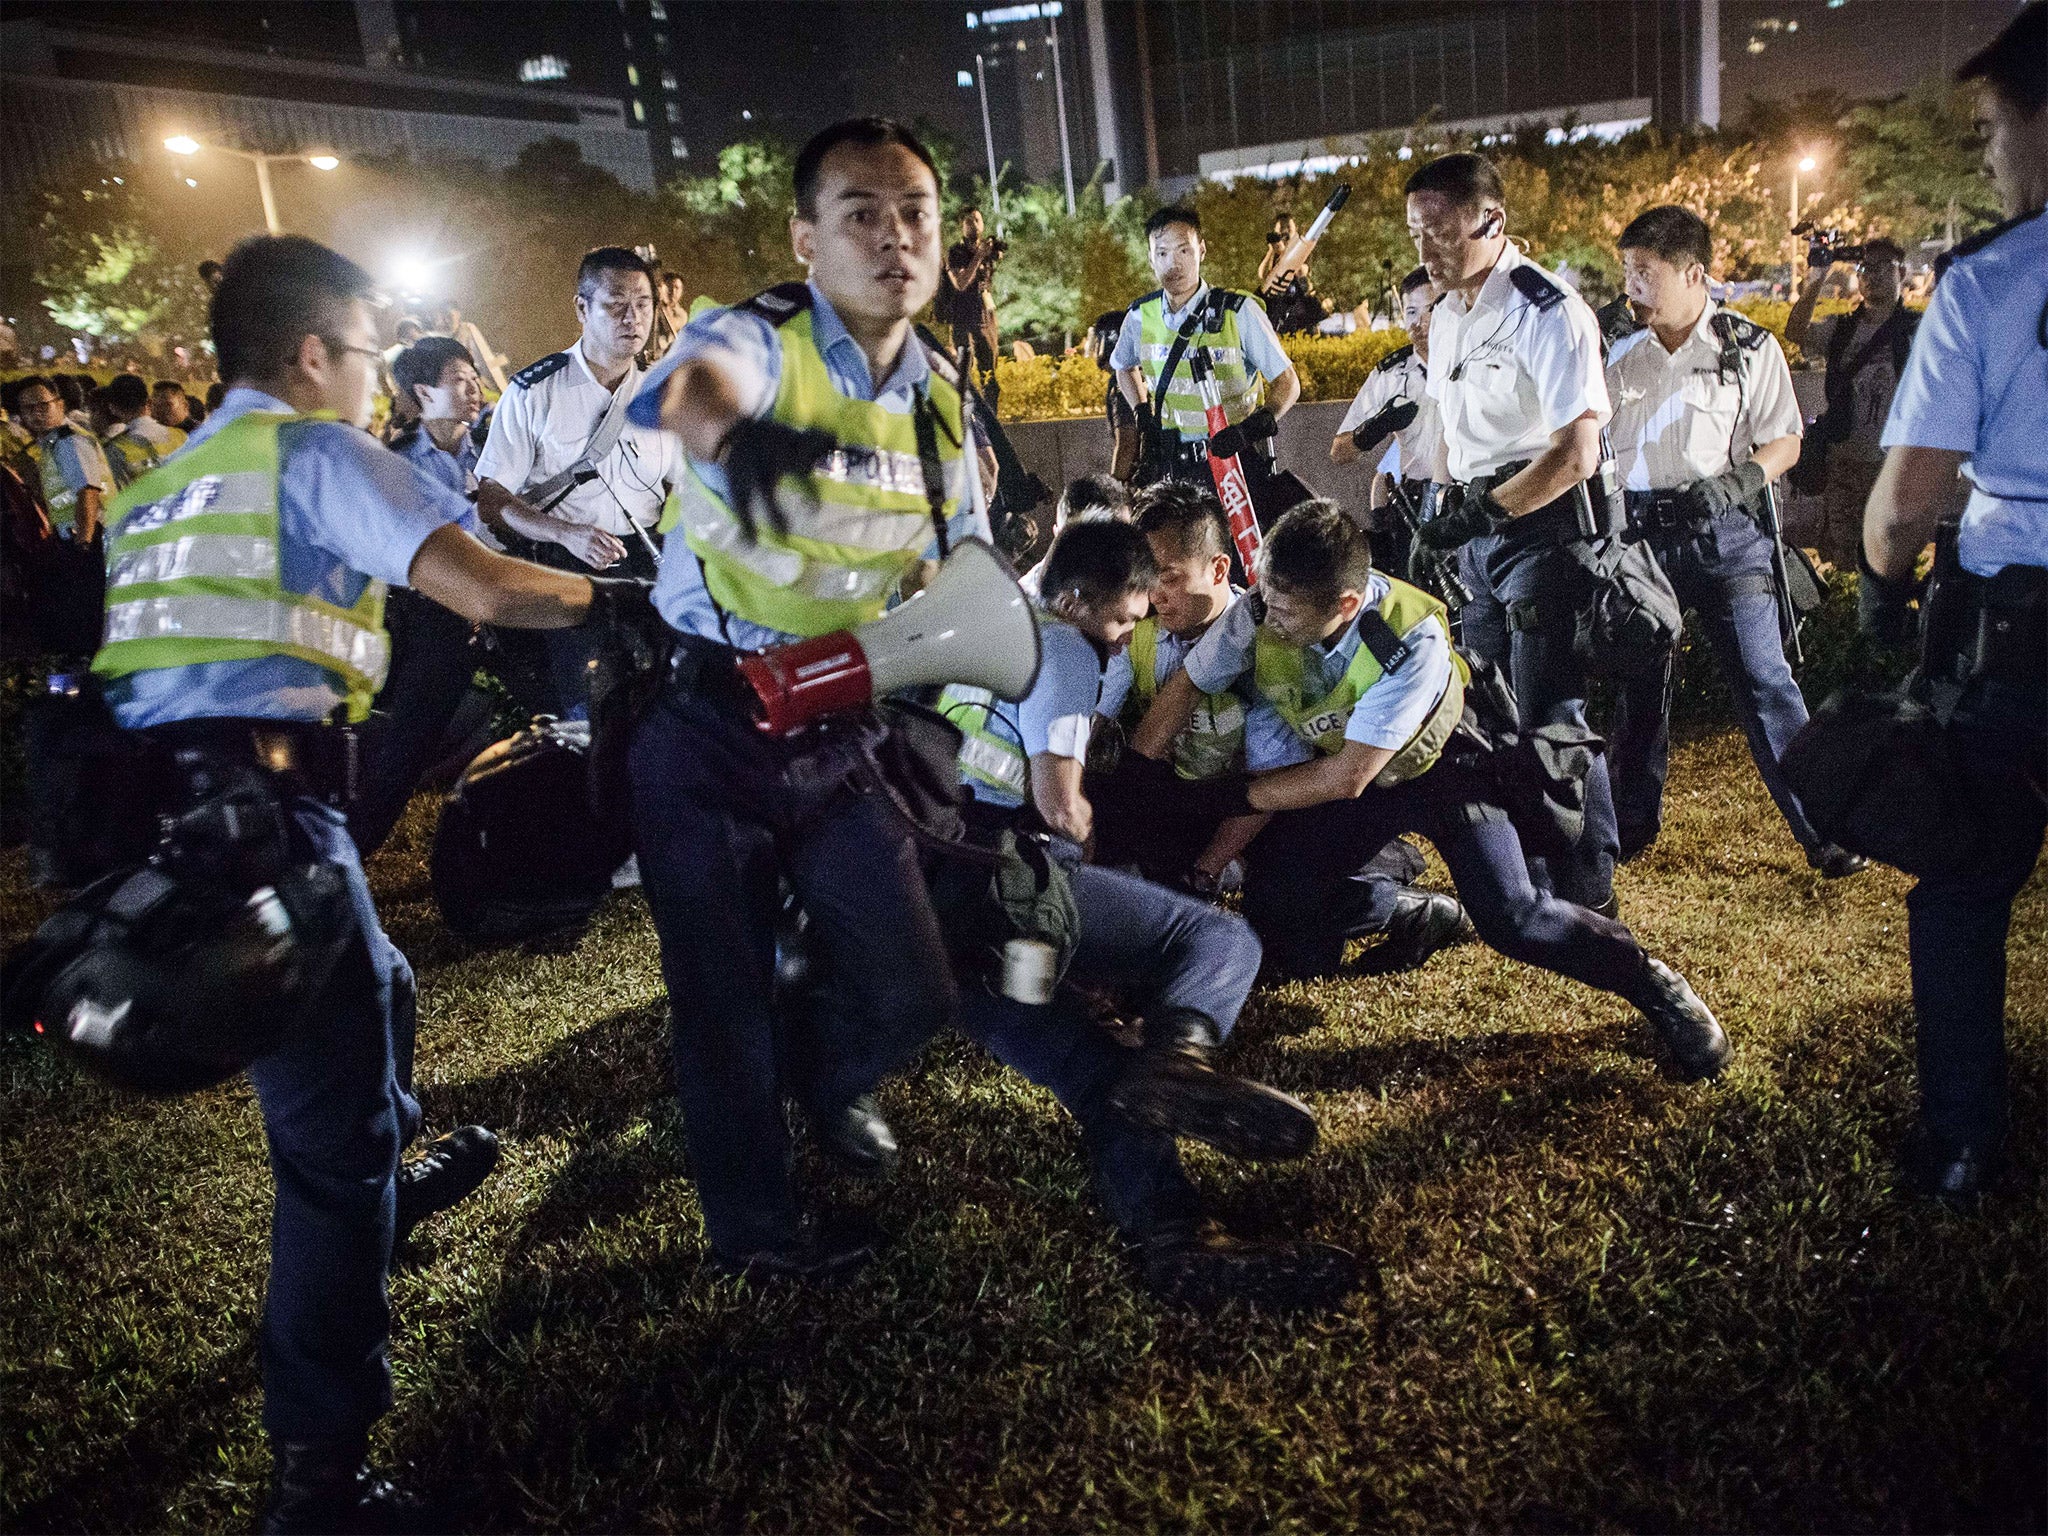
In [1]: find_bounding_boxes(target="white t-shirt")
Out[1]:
[1337,344,1444,482]
[476,339,686,535]
[1606,301,1803,491]
[1426,244,1611,484]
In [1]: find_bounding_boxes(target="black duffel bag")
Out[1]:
[431,719,631,943]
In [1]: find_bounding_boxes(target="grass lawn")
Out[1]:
[2,729,2042,1533]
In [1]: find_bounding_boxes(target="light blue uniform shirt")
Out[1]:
[391,424,492,545]
[628,281,990,649]
[961,618,1103,808]
[1095,591,1302,772]
[1881,210,2048,576]
[106,387,474,728]
[34,426,116,510]
[1108,282,1293,443]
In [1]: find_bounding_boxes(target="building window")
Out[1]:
[666,101,682,123]
[626,63,640,87]
[670,136,688,159]
[649,0,666,16]
[662,71,678,92]
[633,99,646,123]
[519,54,569,82]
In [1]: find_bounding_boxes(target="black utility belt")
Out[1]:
[144,718,357,804]
[1625,488,1711,534]
[1924,558,2048,691]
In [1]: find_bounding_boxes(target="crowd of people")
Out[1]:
[2,5,2041,1530]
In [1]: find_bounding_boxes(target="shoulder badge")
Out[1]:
[1508,264,1567,312]
[508,351,571,391]
[1215,288,1250,314]
[1935,207,2042,280]
[1128,288,1163,314]
[1710,309,1768,351]
[738,281,814,327]
[1374,343,1415,374]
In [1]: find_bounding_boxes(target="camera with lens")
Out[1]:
[984,236,1010,261]
[1794,223,1864,268]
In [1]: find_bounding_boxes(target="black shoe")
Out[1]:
[812,1094,899,1180]
[1588,893,1621,923]
[1901,1124,2005,1206]
[1616,822,1660,864]
[394,1125,499,1246]
[1809,843,1870,879]
[1354,887,1474,975]
[1140,1221,1361,1313]
[709,1209,880,1284]
[260,1439,423,1536]
[1629,957,1729,1082]
[1107,1010,1317,1162]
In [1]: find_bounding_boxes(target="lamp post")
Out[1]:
[1789,153,1817,285]
[972,54,1003,232]
[164,136,339,235]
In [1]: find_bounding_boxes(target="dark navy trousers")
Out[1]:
[1906,679,2047,1148]
[1455,521,1620,909]
[350,587,476,856]
[246,799,421,1443]
[630,689,958,1258]
[1607,509,1822,856]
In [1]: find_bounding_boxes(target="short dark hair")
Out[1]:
[1403,151,1505,211]
[204,382,227,409]
[1258,500,1375,610]
[1144,205,1202,240]
[211,235,378,386]
[1617,204,1713,271]
[196,260,223,282]
[52,376,87,411]
[151,380,186,396]
[792,117,939,220]
[1860,236,1907,265]
[102,372,150,414]
[10,375,58,405]
[1040,518,1157,610]
[393,336,476,404]
[1059,473,1130,526]
[1398,264,1433,296]
[576,246,655,303]
[1957,0,2044,118]
[1134,480,1230,564]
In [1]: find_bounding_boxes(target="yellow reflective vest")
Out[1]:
[1124,615,1245,781]
[1130,286,1266,440]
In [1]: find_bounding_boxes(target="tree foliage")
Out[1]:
[31,169,210,356]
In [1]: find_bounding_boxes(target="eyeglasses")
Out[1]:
[320,337,384,365]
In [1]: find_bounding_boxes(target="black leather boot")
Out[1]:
[1901,1123,2005,1206]
[1808,843,1870,879]
[708,1208,882,1284]
[811,1093,900,1180]
[1140,1219,1361,1313]
[1107,1009,1317,1162]
[394,1125,500,1246]
[1355,887,1474,974]
[260,1438,422,1535]
[1627,957,1729,1081]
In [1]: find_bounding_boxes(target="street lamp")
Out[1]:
[1790,153,1817,225]
[163,135,339,236]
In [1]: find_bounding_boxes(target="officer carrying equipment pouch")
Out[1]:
[23,672,169,891]
[1575,536,1682,678]
[927,826,1080,999]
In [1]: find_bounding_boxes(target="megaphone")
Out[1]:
[736,537,1041,737]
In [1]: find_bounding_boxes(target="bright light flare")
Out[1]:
[1797,156,1817,172]
[387,252,439,295]
[308,154,340,171]
[164,135,201,156]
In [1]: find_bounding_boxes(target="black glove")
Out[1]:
[1208,407,1277,462]
[1856,546,1920,650]
[583,575,664,649]
[1415,485,1508,552]
[1350,398,1419,454]
[1686,459,1771,520]
[719,417,839,542]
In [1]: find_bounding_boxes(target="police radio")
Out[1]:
[736,538,1041,737]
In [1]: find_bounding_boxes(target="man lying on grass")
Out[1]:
[1129,500,1730,1081]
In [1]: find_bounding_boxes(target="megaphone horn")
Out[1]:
[736,538,1042,737]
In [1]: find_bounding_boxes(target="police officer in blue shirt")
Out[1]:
[1857,1,2046,1203]
[91,236,642,1531]
[941,518,1357,1308]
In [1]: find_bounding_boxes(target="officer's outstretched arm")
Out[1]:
[1130,668,1202,760]
[1862,446,1968,580]
[407,523,595,629]
[1029,753,1093,846]
[656,354,753,459]
[1247,740,1396,813]
[1491,413,1602,518]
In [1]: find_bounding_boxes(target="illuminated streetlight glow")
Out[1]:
[387,253,439,295]
[165,135,201,156]
[1797,156,1816,173]
[308,154,340,171]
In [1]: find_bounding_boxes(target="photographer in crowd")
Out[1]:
[944,207,1004,408]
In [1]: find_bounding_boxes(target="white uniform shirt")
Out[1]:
[1881,209,2048,577]
[1337,345,1444,482]
[1426,243,1610,484]
[1606,301,1803,492]
[475,338,685,536]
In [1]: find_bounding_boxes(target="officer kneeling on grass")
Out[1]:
[72,236,652,1532]
[940,518,1359,1308]
[1130,502,1729,1082]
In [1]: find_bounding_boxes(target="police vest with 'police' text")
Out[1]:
[1131,288,1267,440]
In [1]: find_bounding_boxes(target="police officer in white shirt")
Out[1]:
[1405,153,1623,916]
[476,246,687,714]
[1856,1,2046,1202]
[1598,205,1866,879]
[1332,265,1444,574]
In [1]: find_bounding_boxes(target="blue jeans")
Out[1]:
[957,854,1262,1240]
[1906,679,2047,1147]
[1608,510,1821,854]
[630,690,958,1257]
[1457,522,1619,908]
[1243,755,1647,993]
[246,799,421,1442]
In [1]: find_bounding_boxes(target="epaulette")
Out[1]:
[1128,288,1163,314]
[1709,309,1769,350]
[1935,207,2042,280]
[1374,343,1415,374]
[738,282,814,327]
[509,351,571,390]
[1509,263,1567,312]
